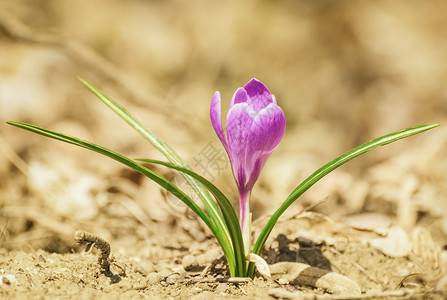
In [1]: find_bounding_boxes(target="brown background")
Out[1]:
[0,0,446,298]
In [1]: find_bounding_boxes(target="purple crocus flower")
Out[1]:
[210,78,286,250]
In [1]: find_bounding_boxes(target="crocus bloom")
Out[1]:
[210,78,286,252]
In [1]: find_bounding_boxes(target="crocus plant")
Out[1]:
[210,79,286,255]
[7,78,439,278]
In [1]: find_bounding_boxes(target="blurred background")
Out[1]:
[0,0,446,253]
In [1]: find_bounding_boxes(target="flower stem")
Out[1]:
[239,191,251,256]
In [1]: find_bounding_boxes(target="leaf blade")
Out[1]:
[6,121,237,275]
[248,123,440,276]
[77,78,232,252]
[138,158,247,276]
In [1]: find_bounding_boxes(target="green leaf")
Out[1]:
[6,121,237,275]
[77,78,232,252]
[138,159,246,276]
[248,123,440,277]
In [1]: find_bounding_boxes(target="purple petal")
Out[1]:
[244,78,271,98]
[226,103,255,155]
[249,103,286,153]
[236,165,247,191]
[244,103,286,189]
[210,79,285,196]
[244,158,262,191]
[243,78,276,112]
[230,88,249,107]
[210,91,229,154]
[226,103,255,187]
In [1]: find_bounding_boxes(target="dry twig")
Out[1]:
[74,230,121,283]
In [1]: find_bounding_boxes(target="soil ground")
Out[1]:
[1,1,447,299]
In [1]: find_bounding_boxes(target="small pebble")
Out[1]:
[215,284,227,295]
[165,273,181,284]
[157,269,173,277]
[147,272,159,285]
[196,249,221,265]
[0,275,17,285]
[182,255,203,272]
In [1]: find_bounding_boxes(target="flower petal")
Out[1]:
[226,103,255,156]
[249,103,286,154]
[210,79,285,196]
[226,102,255,187]
[230,87,249,108]
[243,78,276,112]
[244,103,286,189]
[210,91,229,153]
